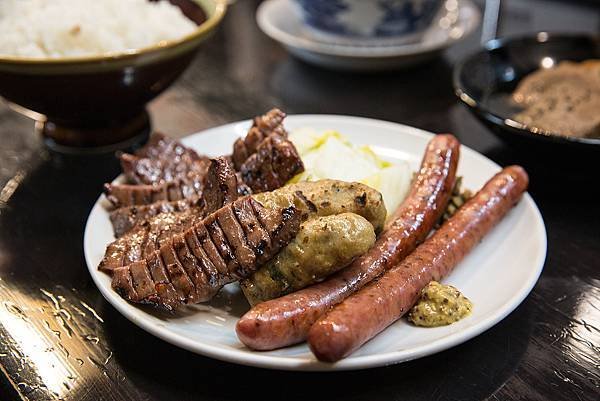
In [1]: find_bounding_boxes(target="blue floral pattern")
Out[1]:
[296,0,349,34]
[296,0,442,38]
[376,0,441,36]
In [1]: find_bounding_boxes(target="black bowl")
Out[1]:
[453,33,600,164]
[0,0,226,152]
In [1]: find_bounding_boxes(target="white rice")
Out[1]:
[0,0,198,58]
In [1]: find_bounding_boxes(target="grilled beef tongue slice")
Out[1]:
[105,109,301,208]
[104,155,238,208]
[116,108,294,189]
[120,132,210,185]
[253,108,288,136]
[239,135,304,193]
[103,174,204,208]
[111,196,303,309]
[232,108,287,170]
[203,156,239,212]
[99,207,205,274]
[134,132,180,159]
[110,198,203,239]
[231,195,272,265]
[120,152,210,186]
[100,158,241,271]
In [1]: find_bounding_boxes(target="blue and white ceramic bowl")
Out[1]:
[293,0,444,44]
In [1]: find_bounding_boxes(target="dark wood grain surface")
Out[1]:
[1,1,599,400]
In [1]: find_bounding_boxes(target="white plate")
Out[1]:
[256,0,481,71]
[84,115,546,371]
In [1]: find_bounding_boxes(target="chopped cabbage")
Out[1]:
[288,128,412,216]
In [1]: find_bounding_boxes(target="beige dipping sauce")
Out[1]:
[511,60,600,138]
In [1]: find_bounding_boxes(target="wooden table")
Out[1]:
[1,1,598,400]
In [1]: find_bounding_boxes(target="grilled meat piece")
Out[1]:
[105,134,302,207]
[111,196,303,309]
[232,108,287,170]
[106,109,299,209]
[120,152,210,186]
[239,135,304,193]
[203,157,239,212]
[134,132,179,159]
[100,207,204,274]
[122,133,210,185]
[254,108,287,135]
[115,108,295,189]
[110,199,202,239]
[101,158,241,270]
[103,174,204,208]
[104,156,237,208]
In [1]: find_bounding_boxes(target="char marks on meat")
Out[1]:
[110,198,203,238]
[103,174,205,207]
[121,133,210,185]
[240,135,304,193]
[100,207,204,274]
[105,108,302,209]
[101,109,306,307]
[100,157,241,272]
[232,108,287,170]
[111,196,303,309]
[203,157,239,212]
[104,156,238,208]
[135,132,182,159]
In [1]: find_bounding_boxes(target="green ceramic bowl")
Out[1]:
[0,0,227,151]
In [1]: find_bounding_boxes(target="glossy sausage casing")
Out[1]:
[236,134,460,350]
[308,166,529,362]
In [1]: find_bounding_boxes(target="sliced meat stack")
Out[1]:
[100,207,204,274]
[103,150,222,208]
[99,109,306,309]
[103,175,204,208]
[103,108,303,209]
[100,157,240,272]
[232,108,287,169]
[239,134,304,193]
[110,199,201,239]
[233,108,303,192]
[111,196,303,309]
[120,132,211,185]
[203,156,239,212]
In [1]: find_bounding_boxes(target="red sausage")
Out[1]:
[236,134,460,350]
[308,166,529,362]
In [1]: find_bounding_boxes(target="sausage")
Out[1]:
[308,166,529,362]
[253,179,387,233]
[236,134,460,350]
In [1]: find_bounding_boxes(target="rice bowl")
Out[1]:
[0,0,198,58]
[0,0,227,151]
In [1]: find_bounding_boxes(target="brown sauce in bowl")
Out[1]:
[511,60,600,138]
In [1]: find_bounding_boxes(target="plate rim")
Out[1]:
[256,0,481,58]
[84,114,547,371]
